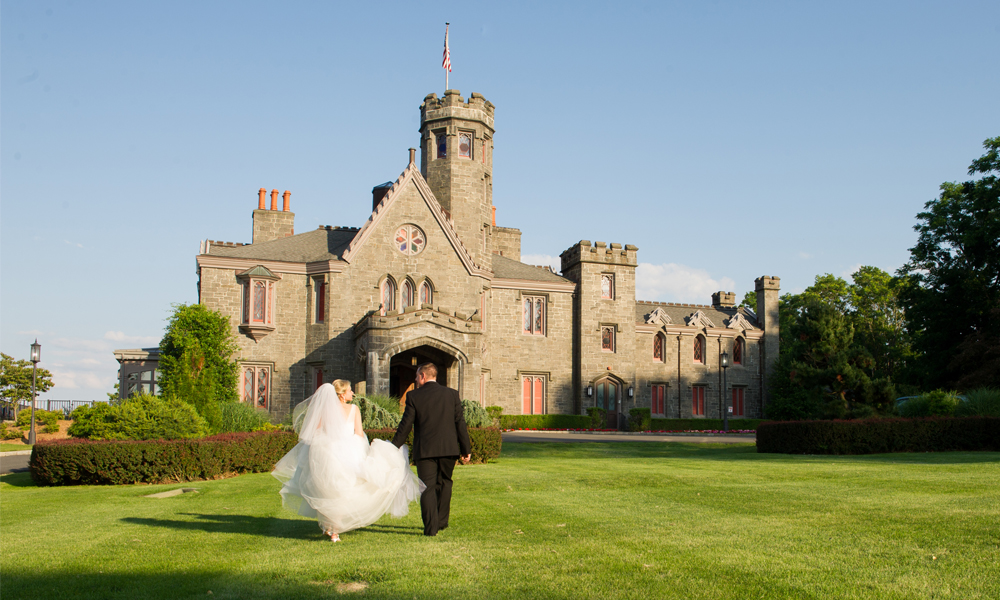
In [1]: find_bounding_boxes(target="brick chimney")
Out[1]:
[252,188,295,244]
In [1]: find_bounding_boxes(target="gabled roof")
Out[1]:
[341,163,489,277]
[635,302,759,329]
[492,255,572,284]
[208,227,356,263]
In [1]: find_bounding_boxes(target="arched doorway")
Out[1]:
[388,344,455,400]
[594,377,621,429]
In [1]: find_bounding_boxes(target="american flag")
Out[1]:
[442,23,452,73]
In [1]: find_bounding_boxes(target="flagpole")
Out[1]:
[444,22,451,91]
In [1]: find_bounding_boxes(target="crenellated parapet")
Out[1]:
[421,90,495,130]
[560,240,638,272]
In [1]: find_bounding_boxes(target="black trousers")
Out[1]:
[415,456,457,536]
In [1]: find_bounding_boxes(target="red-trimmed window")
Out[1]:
[731,387,745,417]
[601,274,614,299]
[380,278,396,315]
[401,280,415,309]
[521,375,545,415]
[733,338,744,365]
[242,365,270,410]
[420,280,433,306]
[653,333,665,362]
[692,386,706,417]
[315,279,326,323]
[523,296,545,335]
[652,384,666,417]
[693,335,705,364]
[601,326,615,352]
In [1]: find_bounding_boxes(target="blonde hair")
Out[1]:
[332,379,352,398]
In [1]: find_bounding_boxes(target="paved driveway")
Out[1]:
[0,452,30,475]
[502,431,756,444]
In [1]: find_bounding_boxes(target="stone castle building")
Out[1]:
[193,90,780,427]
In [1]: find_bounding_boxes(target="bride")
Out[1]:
[272,380,423,541]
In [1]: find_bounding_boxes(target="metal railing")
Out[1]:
[2,399,108,420]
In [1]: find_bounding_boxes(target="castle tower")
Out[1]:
[419,90,495,269]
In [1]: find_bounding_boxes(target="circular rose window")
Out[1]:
[394,224,426,255]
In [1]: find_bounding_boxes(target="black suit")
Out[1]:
[392,380,471,536]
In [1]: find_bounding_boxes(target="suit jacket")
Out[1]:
[392,381,471,460]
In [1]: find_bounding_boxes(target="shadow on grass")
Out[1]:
[122,513,321,540]
[0,472,36,488]
[501,441,1000,465]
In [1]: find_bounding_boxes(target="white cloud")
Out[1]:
[840,264,863,279]
[520,254,562,274]
[636,262,736,304]
[798,252,813,260]
[63,240,85,248]
[16,329,46,336]
[104,331,160,345]
[31,331,157,400]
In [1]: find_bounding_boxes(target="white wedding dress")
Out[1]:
[272,384,423,535]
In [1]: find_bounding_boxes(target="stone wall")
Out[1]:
[493,227,521,261]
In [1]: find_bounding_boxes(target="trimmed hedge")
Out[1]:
[365,427,502,464]
[628,408,651,432]
[499,414,593,430]
[650,418,763,431]
[756,417,1000,455]
[30,431,297,486]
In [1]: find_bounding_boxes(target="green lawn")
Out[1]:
[1,442,30,452]
[3,442,999,599]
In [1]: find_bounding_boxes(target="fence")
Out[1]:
[2,399,109,420]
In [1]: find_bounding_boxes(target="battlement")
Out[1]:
[560,240,638,270]
[754,276,781,291]
[421,90,495,131]
[316,225,360,231]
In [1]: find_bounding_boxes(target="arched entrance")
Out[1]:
[388,345,456,399]
[594,377,621,429]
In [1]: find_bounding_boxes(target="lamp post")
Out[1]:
[28,340,41,446]
[720,349,729,433]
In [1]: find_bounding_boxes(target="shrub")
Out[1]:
[354,396,401,430]
[30,430,297,486]
[650,418,764,431]
[756,417,1000,455]
[365,427,501,464]
[586,407,607,429]
[68,394,209,441]
[499,414,594,430]
[219,402,272,433]
[897,390,961,418]
[485,406,503,427]
[628,408,651,432]
[1,422,24,440]
[462,400,492,428]
[16,408,60,433]
[955,388,1000,417]
[366,393,402,415]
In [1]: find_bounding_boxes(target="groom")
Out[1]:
[392,362,471,536]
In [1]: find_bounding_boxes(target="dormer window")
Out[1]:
[238,265,280,341]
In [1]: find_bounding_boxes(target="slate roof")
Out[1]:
[492,254,572,283]
[207,227,357,263]
[634,301,759,328]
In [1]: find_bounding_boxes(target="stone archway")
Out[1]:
[384,337,468,399]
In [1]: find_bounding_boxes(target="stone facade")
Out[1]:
[193,90,780,425]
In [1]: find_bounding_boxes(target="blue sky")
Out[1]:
[2,1,998,400]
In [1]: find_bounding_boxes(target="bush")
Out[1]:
[462,400,492,428]
[30,431,297,486]
[586,407,607,429]
[955,388,1000,417]
[628,408,651,432]
[365,427,501,464]
[756,417,1000,455]
[499,414,594,430]
[897,390,961,418]
[1,422,23,440]
[16,409,60,433]
[68,394,209,441]
[354,396,401,430]
[366,393,402,415]
[650,418,764,431]
[485,406,503,427]
[219,402,272,433]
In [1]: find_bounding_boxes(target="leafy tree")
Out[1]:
[0,353,54,417]
[898,137,1000,389]
[848,266,912,382]
[158,304,240,431]
[739,291,756,311]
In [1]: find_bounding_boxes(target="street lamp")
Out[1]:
[720,349,729,433]
[28,340,41,445]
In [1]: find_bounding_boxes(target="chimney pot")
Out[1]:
[270,189,278,211]
[409,147,416,166]
[258,188,266,210]
[282,190,290,212]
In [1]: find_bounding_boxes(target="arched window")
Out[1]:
[653,333,665,362]
[601,274,614,299]
[401,280,415,309]
[733,337,744,365]
[380,278,396,316]
[693,335,705,364]
[419,280,433,305]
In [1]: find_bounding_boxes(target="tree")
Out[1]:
[848,266,912,383]
[0,353,54,417]
[898,137,1000,389]
[158,304,240,431]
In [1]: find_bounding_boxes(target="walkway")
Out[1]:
[502,431,756,444]
[0,451,31,475]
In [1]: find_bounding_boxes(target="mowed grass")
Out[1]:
[2,442,999,600]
